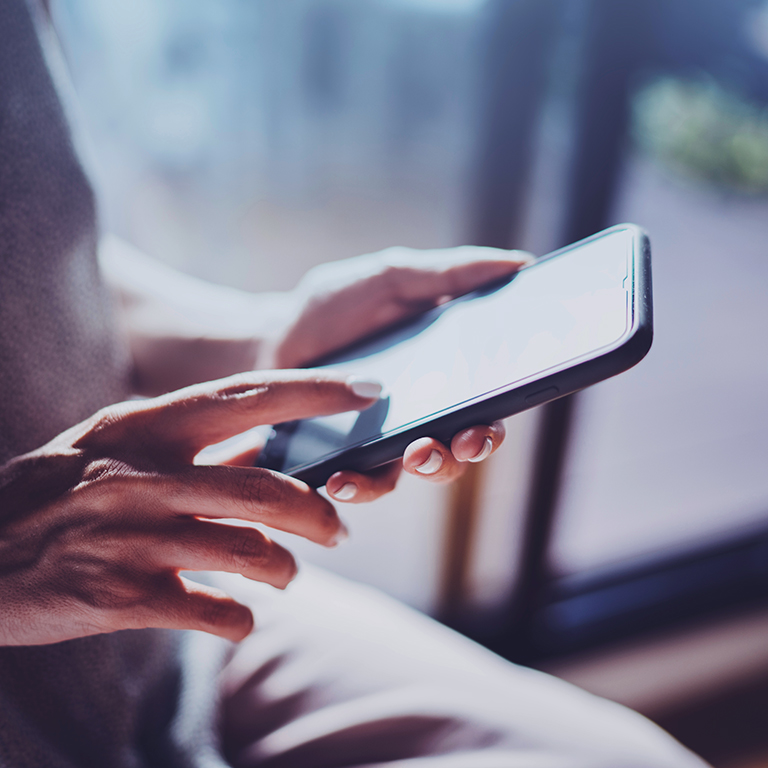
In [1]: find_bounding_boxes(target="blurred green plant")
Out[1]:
[632,77,768,194]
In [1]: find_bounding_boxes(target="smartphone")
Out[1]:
[257,223,652,487]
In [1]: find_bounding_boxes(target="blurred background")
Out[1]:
[53,1,768,764]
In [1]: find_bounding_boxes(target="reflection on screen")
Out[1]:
[282,229,632,471]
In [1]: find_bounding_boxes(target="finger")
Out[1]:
[216,446,262,467]
[137,575,255,642]
[326,461,402,504]
[156,518,298,589]
[388,247,532,304]
[449,421,506,463]
[402,437,467,484]
[78,371,382,460]
[194,427,266,467]
[122,465,348,547]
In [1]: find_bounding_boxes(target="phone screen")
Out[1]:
[272,228,633,473]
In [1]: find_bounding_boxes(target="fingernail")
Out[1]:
[347,376,383,399]
[332,482,357,501]
[330,523,350,547]
[415,449,443,475]
[468,436,493,463]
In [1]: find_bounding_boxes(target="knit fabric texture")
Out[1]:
[0,3,222,766]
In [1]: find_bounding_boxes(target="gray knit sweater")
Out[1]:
[0,2,225,766]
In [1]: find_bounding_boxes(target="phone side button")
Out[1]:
[525,386,559,406]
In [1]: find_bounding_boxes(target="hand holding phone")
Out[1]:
[258,224,652,488]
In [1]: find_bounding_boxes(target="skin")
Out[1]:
[0,372,375,645]
[264,246,525,502]
[1,246,529,646]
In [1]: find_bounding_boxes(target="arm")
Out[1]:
[102,236,530,393]
[99,236,293,394]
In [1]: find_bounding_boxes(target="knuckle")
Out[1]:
[229,531,268,572]
[207,375,269,411]
[90,404,122,432]
[238,470,281,511]
[199,597,236,629]
[218,372,256,397]
[377,246,408,266]
[299,259,335,289]
[68,563,147,612]
[379,264,407,294]
[200,371,273,413]
[77,459,135,501]
[75,402,140,449]
[80,457,124,483]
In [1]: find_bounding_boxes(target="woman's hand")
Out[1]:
[261,245,529,501]
[0,372,380,647]
[263,245,530,370]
